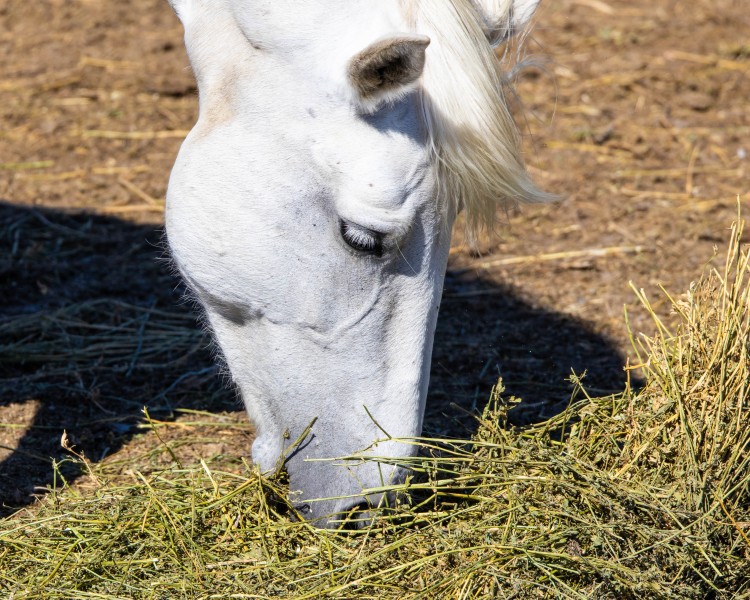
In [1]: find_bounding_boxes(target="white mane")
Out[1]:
[404,0,551,235]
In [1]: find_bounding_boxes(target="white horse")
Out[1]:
[165,0,548,526]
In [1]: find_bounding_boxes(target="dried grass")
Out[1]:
[1,213,749,598]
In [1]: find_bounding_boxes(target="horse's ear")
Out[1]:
[348,34,430,112]
[472,0,541,45]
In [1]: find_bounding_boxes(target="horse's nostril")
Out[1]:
[294,503,311,516]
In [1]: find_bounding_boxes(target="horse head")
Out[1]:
[165,0,546,526]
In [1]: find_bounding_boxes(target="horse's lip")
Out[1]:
[309,501,380,529]
[291,488,402,529]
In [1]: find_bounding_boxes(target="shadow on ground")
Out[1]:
[426,270,635,436]
[0,201,633,516]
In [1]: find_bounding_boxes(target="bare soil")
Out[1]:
[1,0,748,514]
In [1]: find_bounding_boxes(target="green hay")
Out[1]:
[2,215,749,599]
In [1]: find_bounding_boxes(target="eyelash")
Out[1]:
[339,220,384,257]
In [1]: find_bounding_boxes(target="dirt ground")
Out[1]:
[1,0,748,514]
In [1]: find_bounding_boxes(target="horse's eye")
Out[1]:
[340,220,383,257]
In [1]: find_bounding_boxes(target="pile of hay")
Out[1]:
[2,217,749,599]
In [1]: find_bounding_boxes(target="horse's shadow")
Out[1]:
[0,201,632,516]
[0,201,233,517]
[426,269,633,436]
